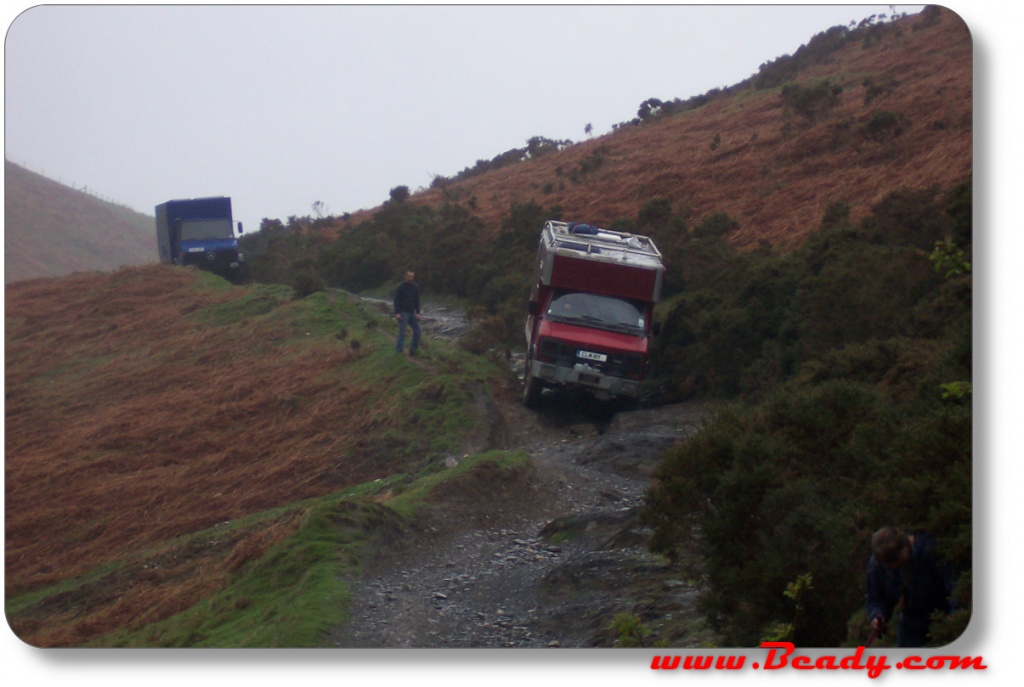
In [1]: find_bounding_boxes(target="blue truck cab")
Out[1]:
[155,196,244,280]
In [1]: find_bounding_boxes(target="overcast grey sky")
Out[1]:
[4,4,935,232]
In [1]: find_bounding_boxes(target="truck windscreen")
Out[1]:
[546,291,646,334]
[180,219,234,241]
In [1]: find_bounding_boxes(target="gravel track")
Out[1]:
[328,296,712,648]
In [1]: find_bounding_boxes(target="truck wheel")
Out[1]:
[523,374,542,408]
[523,354,542,408]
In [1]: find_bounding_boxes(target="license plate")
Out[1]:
[577,350,607,362]
[188,247,204,252]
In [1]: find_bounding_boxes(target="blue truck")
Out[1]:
[155,196,244,280]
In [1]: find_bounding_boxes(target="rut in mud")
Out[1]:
[328,298,716,648]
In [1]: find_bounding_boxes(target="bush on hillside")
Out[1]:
[650,182,971,400]
[641,179,971,646]
[641,374,971,646]
[780,79,844,128]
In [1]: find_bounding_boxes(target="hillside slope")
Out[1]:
[4,266,509,645]
[4,160,156,283]
[341,8,970,251]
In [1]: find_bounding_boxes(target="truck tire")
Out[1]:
[523,354,542,408]
[523,374,542,408]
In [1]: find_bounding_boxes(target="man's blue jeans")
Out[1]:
[395,311,421,355]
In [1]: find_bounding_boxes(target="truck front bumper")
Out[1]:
[528,359,641,400]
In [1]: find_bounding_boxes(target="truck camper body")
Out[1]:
[523,220,664,407]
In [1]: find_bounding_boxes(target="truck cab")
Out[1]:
[523,221,664,408]
[155,196,244,281]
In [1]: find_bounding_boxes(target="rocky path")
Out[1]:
[327,296,714,648]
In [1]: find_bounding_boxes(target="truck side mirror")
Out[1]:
[237,222,244,235]
[527,300,538,316]
[652,322,662,336]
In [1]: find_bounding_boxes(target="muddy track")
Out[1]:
[327,298,714,648]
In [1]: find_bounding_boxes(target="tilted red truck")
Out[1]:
[523,220,665,408]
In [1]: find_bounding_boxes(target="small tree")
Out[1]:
[389,185,410,203]
[637,97,664,122]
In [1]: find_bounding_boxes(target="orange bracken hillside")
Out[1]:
[342,8,971,251]
[4,267,396,645]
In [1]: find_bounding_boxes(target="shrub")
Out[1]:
[641,181,972,645]
[290,267,325,299]
[692,211,739,239]
[460,316,507,355]
[780,79,843,127]
[567,147,609,183]
[862,76,899,105]
[611,613,653,647]
[642,375,970,646]
[637,97,664,122]
[862,110,907,142]
[637,197,673,231]
[389,185,411,203]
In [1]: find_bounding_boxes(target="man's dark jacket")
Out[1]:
[393,280,420,315]
[865,530,956,646]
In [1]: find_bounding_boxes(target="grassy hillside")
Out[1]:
[4,265,516,645]
[340,8,970,251]
[240,9,971,361]
[4,159,157,283]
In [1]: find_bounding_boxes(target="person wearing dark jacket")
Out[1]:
[393,271,421,356]
[865,527,956,647]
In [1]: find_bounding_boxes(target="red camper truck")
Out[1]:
[523,220,665,408]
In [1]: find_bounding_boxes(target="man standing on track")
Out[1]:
[393,270,421,357]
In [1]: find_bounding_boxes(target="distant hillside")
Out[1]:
[4,160,157,283]
[341,7,970,252]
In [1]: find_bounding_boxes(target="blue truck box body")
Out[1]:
[155,196,243,278]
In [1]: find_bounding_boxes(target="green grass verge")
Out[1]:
[88,473,405,648]
[385,450,531,519]
[86,452,530,647]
